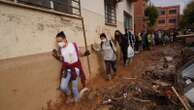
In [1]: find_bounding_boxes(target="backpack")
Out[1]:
[100,40,117,54]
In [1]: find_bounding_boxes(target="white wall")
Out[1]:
[0,2,84,59]
[81,0,134,44]
[81,0,105,16]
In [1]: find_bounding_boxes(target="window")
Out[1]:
[169,19,176,24]
[160,10,165,15]
[158,19,165,24]
[124,11,132,30]
[104,0,117,25]
[15,0,81,16]
[169,9,177,14]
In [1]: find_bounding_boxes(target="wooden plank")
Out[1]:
[171,86,190,110]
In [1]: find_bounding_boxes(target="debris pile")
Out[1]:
[99,81,181,110]
[98,55,185,110]
[78,47,194,110]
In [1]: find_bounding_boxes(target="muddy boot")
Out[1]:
[74,97,80,103]
[106,74,112,81]
[129,58,133,63]
[125,59,129,67]
[65,91,71,96]
[111,68,117,77]
[111,72,116,77]
[65,97,74,104]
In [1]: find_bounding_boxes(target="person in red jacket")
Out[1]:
[52,31,89,103]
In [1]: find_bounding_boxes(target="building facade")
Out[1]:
[134,0,147,35]
[155,5,180,31]
[0,0,135,110]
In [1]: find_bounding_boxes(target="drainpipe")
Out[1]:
[81,17,91,75]
[78,2,91,75]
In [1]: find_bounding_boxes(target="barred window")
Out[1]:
[169,9,177,14]
[160,10,165,15]
[12,0,81,16]
[104,0,117,26]
[158,19,165,24]
[124,11,132,30]
[169,19,176,24]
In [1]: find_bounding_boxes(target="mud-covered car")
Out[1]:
[177,58,194,107]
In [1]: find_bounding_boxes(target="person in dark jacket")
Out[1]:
[142,31,148,50]
[118,28,135,66]
[125,28,136,49]
[120,29,129,66]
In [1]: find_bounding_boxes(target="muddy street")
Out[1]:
[46,43,187,110]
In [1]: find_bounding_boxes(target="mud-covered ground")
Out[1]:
[48,43,184,110]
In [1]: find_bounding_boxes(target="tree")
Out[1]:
[145,5,159,28]
[180,1,194,28]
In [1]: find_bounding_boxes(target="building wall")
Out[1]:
[0,3,85,60]
[134,0,146,35]
[81,0,134,43]
[0,2,88,110]
[155,5,180,31]
[0,0,134,110]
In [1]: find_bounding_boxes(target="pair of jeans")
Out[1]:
[60,68,80,102]
[104,60,116,75]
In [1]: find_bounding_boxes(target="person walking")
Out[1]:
[52,31,89,103]
[123,28,135,65]
[135,32,143,52]
[158,30,162,45]
[120,30,130,66]
[142,31,148,50]
[92,33,117,80]
[125,28,136,49]
[147,32,152,50]
[151,32,155,46]
[114,30,123,63]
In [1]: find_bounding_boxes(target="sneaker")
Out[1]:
[107,74,112,80]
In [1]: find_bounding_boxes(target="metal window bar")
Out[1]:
[17,0,51,8]
[52,0,80,16]
[16,0,81,16]
[104,0,117,25]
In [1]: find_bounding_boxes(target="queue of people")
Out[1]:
[134,30,177,51]
[51,29,177,103]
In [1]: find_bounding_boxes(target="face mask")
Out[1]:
[102,39,106,42]
[58,42,65,48]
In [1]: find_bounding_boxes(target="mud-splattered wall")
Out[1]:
[0,3,84,60]
[0,2,87,110]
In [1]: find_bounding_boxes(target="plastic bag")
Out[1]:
[127,45,134,58]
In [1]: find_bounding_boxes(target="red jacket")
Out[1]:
[60,43,86,87]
